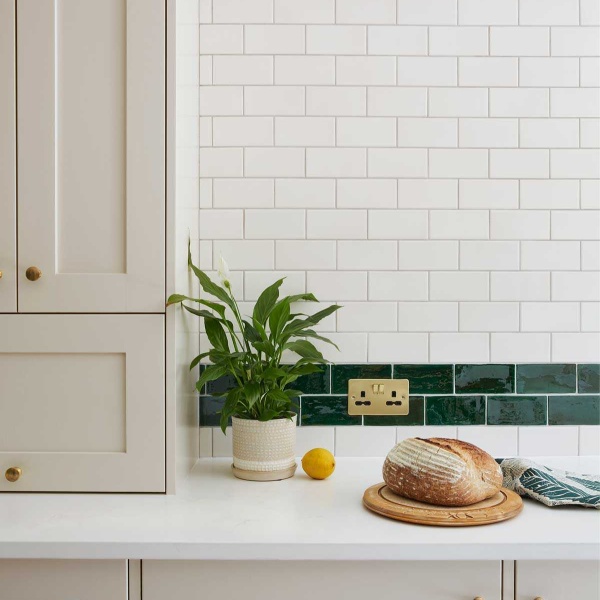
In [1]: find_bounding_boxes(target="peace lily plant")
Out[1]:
[167,246,341,480]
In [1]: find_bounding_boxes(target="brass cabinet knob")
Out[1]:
[0,270,3,278]
[5,467,22,482]
[25,266,42,281]
[474,597,484,600]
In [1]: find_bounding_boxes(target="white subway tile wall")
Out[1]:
[179,0,600,365]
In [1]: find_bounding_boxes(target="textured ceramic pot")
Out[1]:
[231,414,297,481]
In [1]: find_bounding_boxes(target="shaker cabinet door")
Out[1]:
[0,0,16,313]
[16,0,165,312]
[516,561,600,600]
[0,315,165,492]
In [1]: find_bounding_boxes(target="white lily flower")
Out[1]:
[217,254,231,289]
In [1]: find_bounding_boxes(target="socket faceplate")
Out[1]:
[347,378,410,416]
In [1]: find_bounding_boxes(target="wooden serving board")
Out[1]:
[363,483,523,527]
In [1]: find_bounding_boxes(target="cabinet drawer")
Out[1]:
[0,315,165,492]
[143,560,501,600]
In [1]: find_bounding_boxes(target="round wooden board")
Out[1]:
[363,483,523,527]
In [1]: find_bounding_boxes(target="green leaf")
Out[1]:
[243,320,262,343]
[302,329,340,350]
[182,305,221,321]
[205,318,230,352]
[262,367,287,381]
[285,293,318,303]
[284,340,325,361]
[187,242,235,310]
[253,278,284,326]
[265,388,290,406]
[195,364,230,393]
[189,352,210,371]
[268,297,291,341]
[243,382,261,409]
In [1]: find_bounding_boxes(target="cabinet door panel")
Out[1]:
[0,0,16,313]
[0,315,165,492]
[0,560,127,600]
[17,0,165,312]
[143,560,502,600]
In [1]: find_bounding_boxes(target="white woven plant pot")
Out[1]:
[232,415,297,475]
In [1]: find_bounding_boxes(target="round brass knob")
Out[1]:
[25,266,42,281]
[474,597,484,600]
[0,270,3,279]
[5,467,22,482]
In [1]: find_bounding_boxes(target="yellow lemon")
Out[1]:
[301,448,335,480]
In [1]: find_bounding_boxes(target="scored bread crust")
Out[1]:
[382,437,503,507]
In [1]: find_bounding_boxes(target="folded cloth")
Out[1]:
[497,458,600,509]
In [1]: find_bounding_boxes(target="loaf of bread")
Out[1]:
[382,438,503,506]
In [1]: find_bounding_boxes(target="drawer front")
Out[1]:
[143,560,502,600]
[0,315,165,492]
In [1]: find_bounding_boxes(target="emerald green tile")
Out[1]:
[295,366,330,395]
[393,364,453,394]
[364,397,425,426]
[516,364,576,394]
[549,395,600,425]
[300,395,361,426]
[331,364,392,394]
[456,364,514,394]
[426,396,485,426]
[578,364,600,393]
[199,396,224,427]
[487,395,547,426]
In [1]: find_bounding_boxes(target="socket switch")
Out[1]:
[347,378,410,416]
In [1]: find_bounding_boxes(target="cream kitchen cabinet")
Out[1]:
[516,561,600,599]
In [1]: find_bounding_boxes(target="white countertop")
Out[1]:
[1,457,598,561]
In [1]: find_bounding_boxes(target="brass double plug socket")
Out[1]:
[347,379,410,416]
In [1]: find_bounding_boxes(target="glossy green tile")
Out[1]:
[516,364,576,394]
[578,364,600,394]
[426,396,485,426]
[331,364,392,394]
[548,395,600,425]
[295,365,330,395]
[487,395,547,426]
[364,397,425,426]
[456,364,514,394]
[300,395,361,426]
[393,364,453,394]
[199,396,224,427]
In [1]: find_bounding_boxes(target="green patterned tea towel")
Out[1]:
[497,458,600,509]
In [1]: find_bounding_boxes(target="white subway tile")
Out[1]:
[177,146,199,178]
[274,0,335,24]
[275,56,335,85]
[213,0,273,23]
[199,148,243,177]
[336,0,396,24]
[491,333,551,362]
[368,25,427,55]
[459,119,518,148]
[581,119,600,148]
[522,241,580,270]
[398,302,458,332]
[458,56,519,87]
[198,116,212,147]
[212,427,232,457]
[307,271,368,301]
[276,179,336,208]
[178,116,200,147]
[397,426,458,441]
[520,119,578,149]
[295,427,335,458]
[553,333,600,362]
[520,58,579,87]
[199,86,243,116]
[336,56,396,85]
[430,209,489,239]
[398,241,459,270]
[198,0,211,23]
[581,58,600,87]
[491,209,550,239]
[213,117,273,147]
[553,272,600,301]
[178,85,200,116]
[368,148,428,177]
[397,57,458,86]
[430,272,489,301]
[245,25,305,54]
[338,179,397,208]
[307,209,367,239]
[460,241,520,270]
[397,118,457,147]
[430,333,490,362]
[199,25,243,53]
[490,88,549,117]
[490,149,549,179]
[338,117,397,147]
[457,426,518,458]
[519,427,579,457]
[397,0,457,25]
[199,209,243,239]
[314,333,368,362]
[245,86,305,116]
[244,271,305,301]
[519,0,579,25]
[307,148,367,178]
[583,241,600,270]
[552,27,600,56]
[552,210,600,240]
[337,302,398,332]
[177,55,199,85]
[581,0,600,25]
[307,86,366,116]
[368,88,427,116]
[551,89,600,118]
[245,148,305,177]
[429,26,488,55]
[368,333,429,362]
[522,302,580,332]
[245,209,305,239]
[338,241,398,270]
[579,426,600,456]
[430,149,489,178]
[582,303,600,331]
[275,240,336,270]
[307,25,366,54]
[490,27,549,56]
[491,272,550,301]
[335,427,397,457]
[460,302,519,332]
[458,0,518,25]
[214,179,274,208]
[213,56,273,85]
[368,209,428,239]
[429,88,488,117]
[213,240,274,269]
[551,150,600,179]
[459,180,519,209]
[582,181,600,209]
[177,0,199,23]
[178,24,200,55]
[520,180,579,210]
[398,179,458,209]
[275,117,335,147]
[369,272,428,300]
